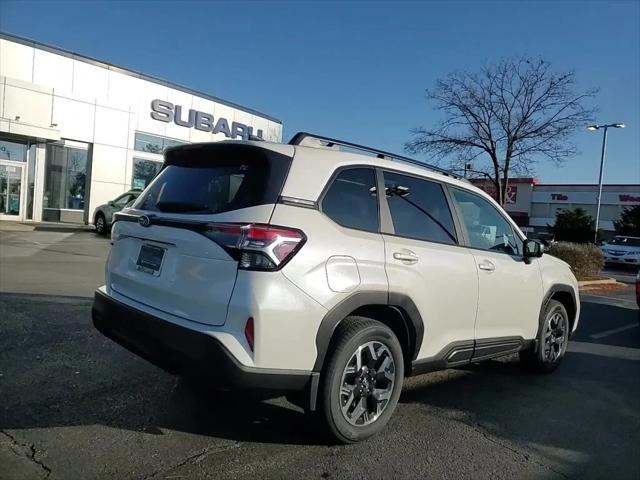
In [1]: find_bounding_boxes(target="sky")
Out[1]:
[0,0,638,184]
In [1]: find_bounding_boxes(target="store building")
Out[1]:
[470,177,640,234]
[0,32,282,224]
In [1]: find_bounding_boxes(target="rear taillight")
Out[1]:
[202,223,306,271]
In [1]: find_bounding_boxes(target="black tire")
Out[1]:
[95,213,107,235]
[320,316,404,443]
[520,300,569,373]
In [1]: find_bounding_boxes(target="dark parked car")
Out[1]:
[93,189,142,234]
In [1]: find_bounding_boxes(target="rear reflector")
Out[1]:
[245,317,255,351]
[202,223,306,271]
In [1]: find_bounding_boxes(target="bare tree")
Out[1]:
[406,57,597,205]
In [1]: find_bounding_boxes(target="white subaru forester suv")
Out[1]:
[93,132,580,443]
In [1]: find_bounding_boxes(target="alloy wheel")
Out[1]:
[339,341,396,426]
[543,310,568,363]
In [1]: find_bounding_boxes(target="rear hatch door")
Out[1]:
[108,142,293,326]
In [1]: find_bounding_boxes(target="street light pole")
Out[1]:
[587,123,625,243]
[594,126,608,244]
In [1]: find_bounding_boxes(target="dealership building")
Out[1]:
[0,32,282,224]
[471,177,640,233]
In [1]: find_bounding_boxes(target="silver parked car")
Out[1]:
[93,189,142,234]
[601,236,640,267]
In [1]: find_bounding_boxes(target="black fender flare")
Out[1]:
[535,283,578,347]
[312,290,424,372]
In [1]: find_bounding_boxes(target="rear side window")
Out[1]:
[133,144,291,214]
[321,168,379,232]
[384,171,457,244]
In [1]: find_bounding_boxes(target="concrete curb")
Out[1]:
[0,221,94,233]
[0,222,35,232]
[578,278,617,287]
[577,278,630,292]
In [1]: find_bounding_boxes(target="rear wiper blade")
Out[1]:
[155,201,210,213]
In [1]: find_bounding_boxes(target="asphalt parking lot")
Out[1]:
[1,229,639,479]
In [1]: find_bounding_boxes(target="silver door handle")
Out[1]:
[478,260,495,272]
[393,250,419,264]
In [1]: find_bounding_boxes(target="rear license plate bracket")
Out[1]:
[136,244,166,276]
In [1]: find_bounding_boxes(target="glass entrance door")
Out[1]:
[0,163,24,219]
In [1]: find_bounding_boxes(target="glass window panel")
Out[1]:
[26,146,36,219]
[452,188,522,255]
[321,168,379,233]
[0,138,27,162]
[132,158,163,189]
[44,144,88,210]
[134,145,290,215]
[112,194,133,208]
[134,132,186,154]
[163,138,186,150]
[384,171,457,244]
[0,165,23,215]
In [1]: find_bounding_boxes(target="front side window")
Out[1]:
[452,188,522,255]
[384,171,457,244]
[321,168,378,233]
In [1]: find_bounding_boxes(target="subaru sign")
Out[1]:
[150,99,263,140]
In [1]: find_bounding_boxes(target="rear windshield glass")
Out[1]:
[133,145,291,214]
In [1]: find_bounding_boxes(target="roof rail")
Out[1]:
[288,132,463,180]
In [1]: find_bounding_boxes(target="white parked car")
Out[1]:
[92,133,580,443]
[601,236,640,267]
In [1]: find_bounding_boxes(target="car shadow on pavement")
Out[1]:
[162,381,330,445]
[1,294,639,476]
[0,292,329,446]
[399,300,640,479]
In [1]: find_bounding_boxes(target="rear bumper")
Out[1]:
[92,289,316,394]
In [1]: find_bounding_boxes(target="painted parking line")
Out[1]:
[582,292,637,302]
[568,341,640,361]
[589,323,638,339]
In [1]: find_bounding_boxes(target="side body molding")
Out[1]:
[312,290,424,372]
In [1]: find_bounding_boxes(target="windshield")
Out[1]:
[609,237,640,247]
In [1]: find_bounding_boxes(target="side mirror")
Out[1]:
[107,200,115,207]
[523,239,543,263]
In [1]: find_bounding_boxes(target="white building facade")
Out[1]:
[0,32,282,224]
[470,177,640,233]
[528,184,640,232]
